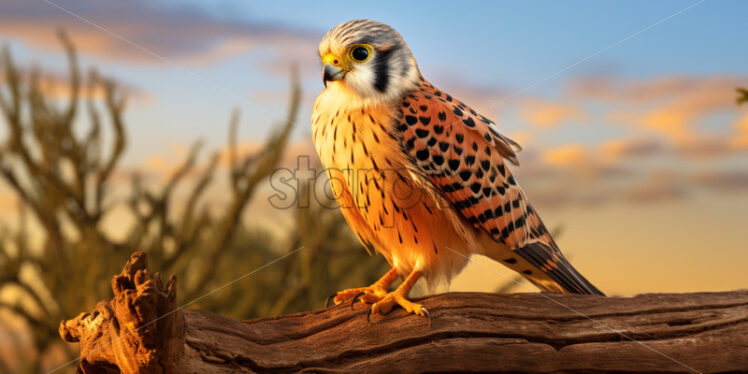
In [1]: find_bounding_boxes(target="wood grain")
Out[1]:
[60,252,748,373]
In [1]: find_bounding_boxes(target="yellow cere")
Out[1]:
[322,53,350,70]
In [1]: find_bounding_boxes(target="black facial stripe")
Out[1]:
[373,45,399,93]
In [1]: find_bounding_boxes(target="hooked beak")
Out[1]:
[323,64,345,87]
[321,53,345,87]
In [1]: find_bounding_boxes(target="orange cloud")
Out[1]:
[730,113,748,150]
[599,138,664,160]
[534,143,630,180]
[570,75,745,104]
[573,75,748,142]
[639,79,739,141]
[625,183,685,203]
[519,98,587,128]
[179,39,258,66]
[0,0,319,65]
[674,137,733,159]
[143,154,174,176]
[691,170,748,192]
[507,130,533,149]
[542,144,587,167]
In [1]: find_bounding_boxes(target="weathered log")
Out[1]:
[59,252,183,374]
[60,252,747,373]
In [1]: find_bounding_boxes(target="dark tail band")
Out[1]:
[515,242,605,296]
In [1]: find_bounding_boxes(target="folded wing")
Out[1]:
[396,81,603,295]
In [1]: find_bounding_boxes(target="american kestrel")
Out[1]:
[313,20,603,321]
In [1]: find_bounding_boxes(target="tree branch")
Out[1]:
[737,87,748,105]
[61,252,748,374]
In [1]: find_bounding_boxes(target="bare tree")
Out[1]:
[0,32,385,372]
[738,87,748,105]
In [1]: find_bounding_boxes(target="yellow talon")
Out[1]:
[366,269,431,325]
[329,268,431,324]
[371,293,423,315]
[326,268,399,307]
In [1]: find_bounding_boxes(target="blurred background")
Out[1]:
[1,0,747,372]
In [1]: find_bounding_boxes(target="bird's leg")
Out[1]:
[327,268,399,307]
[368,269,429,321]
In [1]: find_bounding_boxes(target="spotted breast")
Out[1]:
[312,83,482,285]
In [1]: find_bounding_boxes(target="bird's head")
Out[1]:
[318,20,421,105]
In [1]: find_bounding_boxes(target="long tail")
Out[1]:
[515,242,605,296]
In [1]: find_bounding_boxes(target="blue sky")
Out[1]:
[3,0,746,151]
[1,0,747,294]
[194,0,748,78]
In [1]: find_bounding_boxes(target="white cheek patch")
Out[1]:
[344,55,420,107]
[346,63,378,99]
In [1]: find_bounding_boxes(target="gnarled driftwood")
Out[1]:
[60,252,748,373]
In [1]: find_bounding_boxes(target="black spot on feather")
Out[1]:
[416,149,429,161]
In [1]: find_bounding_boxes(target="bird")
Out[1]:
[312,20,604,321]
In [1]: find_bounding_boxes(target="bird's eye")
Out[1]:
[350,45,371,62]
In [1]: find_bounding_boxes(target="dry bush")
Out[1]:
[738,87,748,105]
[0,32,386,373]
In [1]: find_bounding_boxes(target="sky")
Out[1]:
[0,0,747,295]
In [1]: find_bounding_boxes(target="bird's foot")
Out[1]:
[367,291,431,325]
[326,285,388,308]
